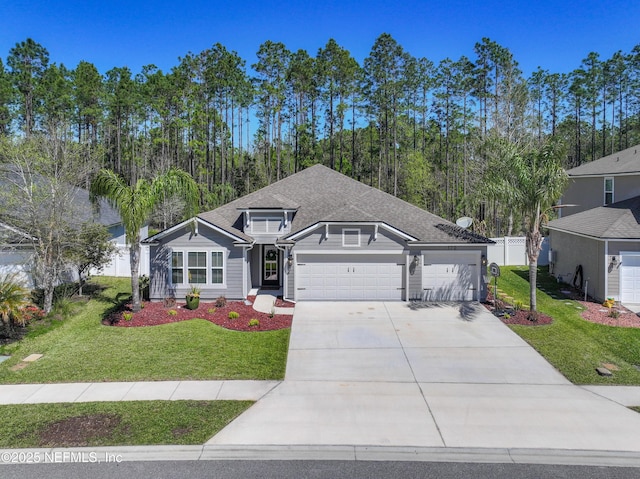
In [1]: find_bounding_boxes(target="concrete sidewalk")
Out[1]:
[251,289,295,315]
[0,380,279,404]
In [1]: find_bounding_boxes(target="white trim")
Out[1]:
[604,177,614,205]
[342,228,361,247]
[169,247,227,289]
[294,249,405,255]
[569,172,640,178]
[143,217,247,244]
[604,239,609,299]
[287,221,418,242]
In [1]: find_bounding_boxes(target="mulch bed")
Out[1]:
[104,300,293,331]
[485,286,640,328]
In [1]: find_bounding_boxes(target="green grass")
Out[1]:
[0,277,290,383]
[497,266,640,385]
[0,400,252,448]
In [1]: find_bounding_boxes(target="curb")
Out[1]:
[2,445,640,468]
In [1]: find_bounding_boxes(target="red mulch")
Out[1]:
[105,300,292,331]
[577,300,640,328]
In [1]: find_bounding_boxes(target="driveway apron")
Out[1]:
[208,302,640,451]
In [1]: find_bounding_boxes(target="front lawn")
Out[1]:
[496,266,640,385]
[0,277,290,383]
[0,400,252,448]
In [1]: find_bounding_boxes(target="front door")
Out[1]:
[262,245,280,287]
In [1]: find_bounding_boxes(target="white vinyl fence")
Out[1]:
[487,236,549,266]
[93,245,150,277]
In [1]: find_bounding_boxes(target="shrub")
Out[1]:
[527,311,539,323]
[215,296,227,307]
[514,300,524,311]
[269,305,275,318]
[608,309,621,319]
[0,274,31,329]
[207,308,217,314]
[122,312,133,321]
[167,309,178,316]
[228,311,239,320]
[248,318,260,328]
[503,313,511,320]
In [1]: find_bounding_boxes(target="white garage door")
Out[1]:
[620,253,640,304]
[422,252,479,301]
[296,254,405,300]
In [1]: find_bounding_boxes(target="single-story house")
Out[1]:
[144,164,493,303]
[548,145,640,303]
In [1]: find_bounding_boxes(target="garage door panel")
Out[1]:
[296,254,404,301]
[621,253,640,303]
[423,253,479,302]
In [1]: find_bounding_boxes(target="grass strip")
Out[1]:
[0,400,252,448]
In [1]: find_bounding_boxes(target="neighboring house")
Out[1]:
[547,145,640,303]
[0,187,148,286]
[144,165,493,303]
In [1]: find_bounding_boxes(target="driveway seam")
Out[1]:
[384,302,447,448]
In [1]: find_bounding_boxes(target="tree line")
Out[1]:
[2,34,640,235]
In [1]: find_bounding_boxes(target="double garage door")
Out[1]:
[296,254,405,300]
[422,252,479,301]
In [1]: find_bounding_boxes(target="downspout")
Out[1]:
[604,239,609,301]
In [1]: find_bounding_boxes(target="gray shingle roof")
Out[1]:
[198,164,491,245]
[547,195,640,239]
[567,145,640,177]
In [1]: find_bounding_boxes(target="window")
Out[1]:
[188,252,207,283]
[171,252,183,284]
[604,177,614,205]
[211,251,224,284]
[342,228,361,247]
[171,249,225,286]
[250,217,284,234]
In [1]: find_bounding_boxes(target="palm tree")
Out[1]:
[91,168,199,312]
[483,137,568,315]
[0,274,31,332]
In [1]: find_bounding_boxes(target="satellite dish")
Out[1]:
[455,216,473,229]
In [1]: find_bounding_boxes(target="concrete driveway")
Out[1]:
[208,302,640,451]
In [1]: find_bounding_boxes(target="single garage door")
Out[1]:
[296,254,405,300]
[422,252,479,301]
[620,253,640,303]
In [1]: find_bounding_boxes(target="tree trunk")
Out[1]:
[129,238,141,312]
[526,229,544,312]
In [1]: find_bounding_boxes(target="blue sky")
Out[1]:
[1,0,639,76]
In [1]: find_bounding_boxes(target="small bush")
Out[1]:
[228,311,239,320]
[514,300,524,311]
[122,312,133,321]
[527,311,539,323]
[608,309,621,319]
[269,306,275,318]
[248,318,260,328]
[207,308,217,314]
[163,297,176,308]
[167,309,178,316]
[215,296,227,308]
[503,313,511,320]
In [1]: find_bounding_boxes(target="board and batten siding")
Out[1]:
[292,224,406,251]
[148,224,244,301]
[288,224,408,301]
